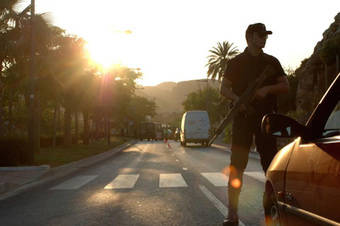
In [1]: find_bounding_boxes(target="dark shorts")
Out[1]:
[230,113,277,173]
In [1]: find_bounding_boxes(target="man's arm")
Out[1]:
[254,75,289,100]
[220,77,239,101]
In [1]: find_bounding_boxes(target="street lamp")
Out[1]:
[28,0,37,162]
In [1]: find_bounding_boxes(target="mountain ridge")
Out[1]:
[136,79,221,114]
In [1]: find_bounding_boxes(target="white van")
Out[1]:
[180,110,211,147]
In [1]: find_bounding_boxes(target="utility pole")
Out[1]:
[28,0,36,163]
[206,78,209,110]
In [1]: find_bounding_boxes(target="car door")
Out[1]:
[312,101,340,224]
[284,137,320,226]
[284,74,339,225]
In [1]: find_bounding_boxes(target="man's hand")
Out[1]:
[254,86,269,100]
[254,76,289,100]
[231,96,247,112]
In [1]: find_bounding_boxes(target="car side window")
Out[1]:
[323,101,340,137]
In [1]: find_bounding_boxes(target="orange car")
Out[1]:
[261,73,340,226]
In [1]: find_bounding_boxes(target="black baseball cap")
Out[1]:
[246,23,272,36]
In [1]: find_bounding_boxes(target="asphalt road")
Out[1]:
[0,140,267,226]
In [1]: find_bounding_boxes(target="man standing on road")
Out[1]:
[220,23,289,226]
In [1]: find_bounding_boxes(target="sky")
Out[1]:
[17,0,340,86]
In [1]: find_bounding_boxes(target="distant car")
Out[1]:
[180,110,211,147]
[262,73,340,225]
[154,122,163,140]
[138,122,156,141]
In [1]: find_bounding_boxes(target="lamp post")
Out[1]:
[28,0,37,163]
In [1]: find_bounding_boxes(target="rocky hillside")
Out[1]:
[136,79,220,114]
[295,12,340,114]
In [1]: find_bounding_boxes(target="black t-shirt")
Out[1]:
[222,48,286,114]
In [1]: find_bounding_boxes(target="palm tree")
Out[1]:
[0,0,28,136]
[206,41,239,81]
[1,1,55,158]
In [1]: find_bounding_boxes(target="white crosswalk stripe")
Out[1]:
[201,172,228,186]
[49,171,265,191]
[104,174,140,189]
[244,171,266,183]
[50,175,98,190]
[159,173,188,188]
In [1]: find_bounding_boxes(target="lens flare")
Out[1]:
[222,166,242,189]
[231,178,241,188]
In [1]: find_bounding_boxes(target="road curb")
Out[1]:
[0,140,137,201]
[0,165,50,171]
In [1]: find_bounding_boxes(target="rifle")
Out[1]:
[207,65,276,146]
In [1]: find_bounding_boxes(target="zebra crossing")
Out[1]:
[159,173,188,187]
[201,172,228,186]
[104,174,139,189]
[50,171,265,190]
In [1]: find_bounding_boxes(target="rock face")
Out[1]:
[295,13,340,114]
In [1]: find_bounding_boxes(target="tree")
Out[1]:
[206,41,239,81]
[277,68,298,114]
[0,0,27,135]
[0,1,52,161]
[53,36,88,146]
[105,67,142,123]
[182,86,224,126]
[127,95,156,123]
[0,2,146,151]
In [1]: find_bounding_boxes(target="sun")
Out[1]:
[84,31,132,70]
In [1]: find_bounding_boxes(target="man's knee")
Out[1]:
[230,145,249,171]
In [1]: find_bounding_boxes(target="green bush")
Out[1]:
[40,135,64,147]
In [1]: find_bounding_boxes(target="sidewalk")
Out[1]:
[0,140,137,200]
[0,165,50,194]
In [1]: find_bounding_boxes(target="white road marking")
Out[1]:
[50,175,98,190]
[244,171,266,183]
[104,174,139,189]
[199,185,245,226]
[159,173,188,188]
[201,172,228,186]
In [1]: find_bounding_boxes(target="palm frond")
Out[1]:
[206,41,239,80]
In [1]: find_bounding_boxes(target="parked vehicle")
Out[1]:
[138,122,156,141]
[180,110,211,147]
[262,73,340,225]
[154,122,163,140]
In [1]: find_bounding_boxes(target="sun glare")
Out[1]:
[84,31,132,70]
